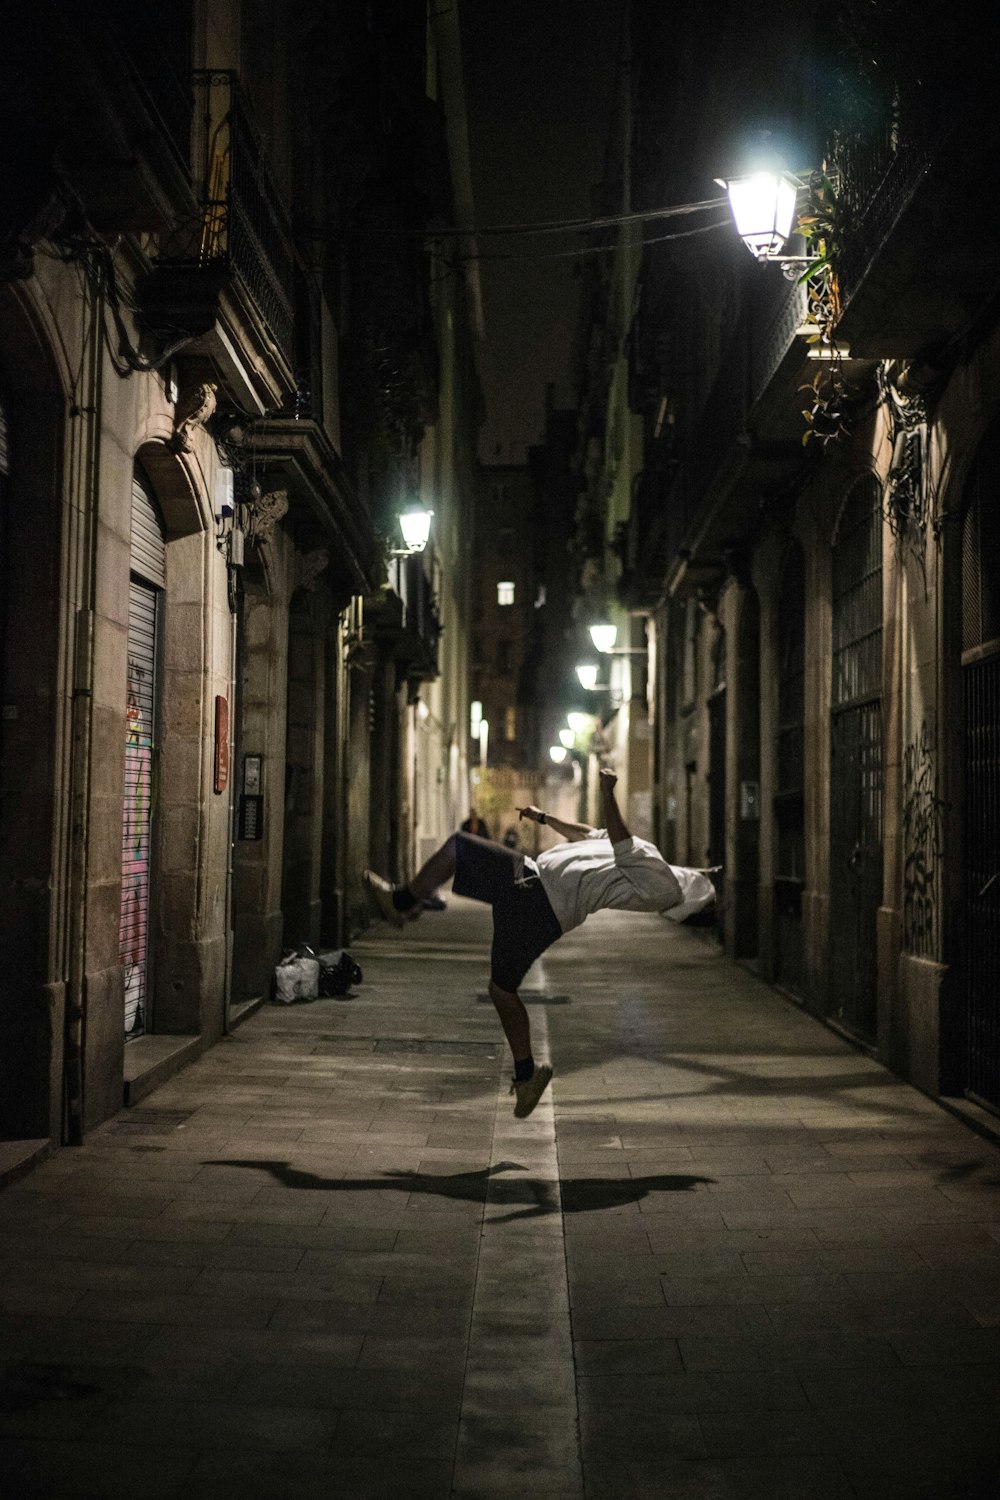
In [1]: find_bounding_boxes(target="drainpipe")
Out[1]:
[64,605,94,1144]
[64,296,103,1145]
[222,589,238,1034]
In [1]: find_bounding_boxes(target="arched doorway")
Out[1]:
[773,542,806,993]
[960,415,1000,1110]
[829,473,884,1042]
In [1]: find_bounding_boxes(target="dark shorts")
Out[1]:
[452,832,563,992]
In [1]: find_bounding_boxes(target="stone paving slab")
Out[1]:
[3,897,1000,1497]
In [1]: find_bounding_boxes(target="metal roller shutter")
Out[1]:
[119,474,165,1037]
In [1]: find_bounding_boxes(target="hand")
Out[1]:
[515,805,542,823]
[599,768,618,791]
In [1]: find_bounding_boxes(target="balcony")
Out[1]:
[141,71,296,413]
[246,273,379,605]
[828,71,1000,357]
[5,2,196,243]
[367,555,442,683]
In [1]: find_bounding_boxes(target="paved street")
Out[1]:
[2,898,1000,1499]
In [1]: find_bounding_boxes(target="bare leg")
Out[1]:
[408,834,458,900]
[488,979,532,1065]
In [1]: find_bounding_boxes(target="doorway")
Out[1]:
[829,474,883,1042]
[960,416,1000,1110]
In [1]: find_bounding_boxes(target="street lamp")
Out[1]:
[718,168,821,278]
[589,621,618,654]
[558,728,575,749]
[393,501,434,556]
[567,711,596,734]
[575,663,603,691]
[549,745,569,764]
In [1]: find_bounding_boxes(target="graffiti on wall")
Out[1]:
[902,713,942,957]
[118,664,152,1036]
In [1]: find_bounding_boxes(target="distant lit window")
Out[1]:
[504,706,517,741]
[497,581,515,606]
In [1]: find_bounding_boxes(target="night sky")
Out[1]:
[461,1,626,462]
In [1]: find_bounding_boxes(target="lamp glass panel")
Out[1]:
[590,623,618,653]
[399,507,432,550]
[575,664,599,690]
[558,728,575,749]
[727,171,797,258]
[549,745,568,763]
[567,712,593,733]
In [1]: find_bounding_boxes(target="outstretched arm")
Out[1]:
[515,805,595,843]
[598,767,631,844]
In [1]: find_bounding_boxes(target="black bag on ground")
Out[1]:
[317,950,363,997]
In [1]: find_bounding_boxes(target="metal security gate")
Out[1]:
[119,474,165,1038]
[830,475,883,1041]
[961,419,1000,1110]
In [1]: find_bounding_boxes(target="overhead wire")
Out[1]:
[446,215,732,264]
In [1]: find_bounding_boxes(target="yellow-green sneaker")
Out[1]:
[510,1064,553,1119]
[362,870,405,929]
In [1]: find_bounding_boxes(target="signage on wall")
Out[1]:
[238,754,264,840]
[214,696,229,794]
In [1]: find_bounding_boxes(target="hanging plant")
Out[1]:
[799,364,859,446]
[795,171,843,347]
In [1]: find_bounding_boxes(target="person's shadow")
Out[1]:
[203,1158,714,1223]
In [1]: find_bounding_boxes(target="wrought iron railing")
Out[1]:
[398,554,442,672]
[160,71,296,365]
[826,80,949,307]
[98,0,193,176]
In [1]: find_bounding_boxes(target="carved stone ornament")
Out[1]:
[246,488,288,548]
[879,361,933,540]
[171,381,218,452]
[295,548,330,593]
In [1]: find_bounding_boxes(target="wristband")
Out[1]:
[538,812,546,824]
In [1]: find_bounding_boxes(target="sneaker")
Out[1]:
[510,1064,553,1119]
[362,870,405,929]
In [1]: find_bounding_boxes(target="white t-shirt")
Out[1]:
[532,831,716,934]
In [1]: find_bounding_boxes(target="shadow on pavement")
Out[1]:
[203,1158,714,1222]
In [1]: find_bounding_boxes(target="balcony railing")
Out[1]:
[826,77,951,308]
[158,70,295,367]
[101,0,193,178]
[394,554,442,676]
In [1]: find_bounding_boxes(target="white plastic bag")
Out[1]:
[274,954,320,1003]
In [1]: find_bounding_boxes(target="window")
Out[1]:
[504,706,517,741]
[497,581,515,606]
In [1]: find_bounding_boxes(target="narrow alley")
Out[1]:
[2,902,1000,1499]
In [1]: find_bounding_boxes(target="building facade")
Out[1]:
[0,0,480,1153]
[576,0,1000,1109]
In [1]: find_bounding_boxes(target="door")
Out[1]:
[961,418,1000,1110]
[829,474,883,1041]
[774,544,806,991]
[119,473,164,1038]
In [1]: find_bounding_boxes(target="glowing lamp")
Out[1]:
[558,728,575,749]
[398,502,433,553]
[549,745,568,764]
[589,622,618,654]
[722,170,798,260]
[575,663,600,691]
